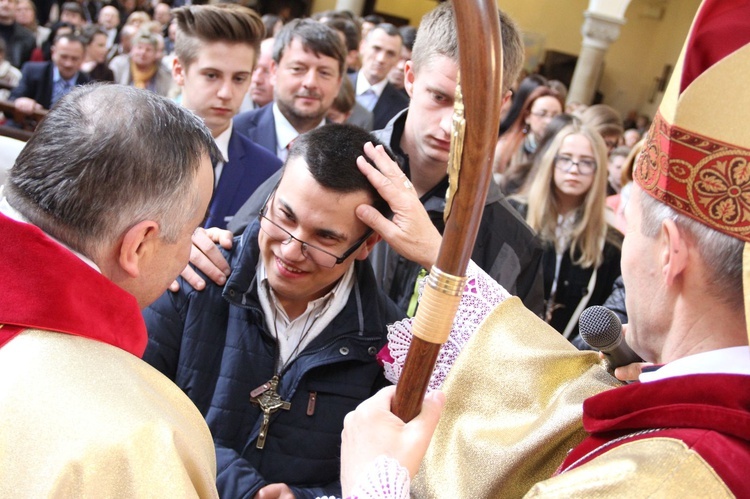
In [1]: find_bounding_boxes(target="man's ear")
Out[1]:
[172,57,185,86]
[118,220,160,278]
[660,218,688,287]
[354,232,382,261]
[403,60,415,99]
[501,89,512,106]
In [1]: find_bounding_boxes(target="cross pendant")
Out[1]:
[250,376,291,449]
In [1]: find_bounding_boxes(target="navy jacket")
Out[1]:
[205,130,282,230]
[349,72,409,130]
[10,61,91,110]
[143,222,401,498]
[233,103,278,157]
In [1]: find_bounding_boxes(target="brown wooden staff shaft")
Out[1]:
[391,0,504,422]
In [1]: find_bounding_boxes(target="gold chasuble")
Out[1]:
[412,298,619,498]
[0,330,218,497]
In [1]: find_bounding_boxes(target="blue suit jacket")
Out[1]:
[204,130,282,230]
[10,61,91,110]
[349,72,409,130]
[233,104,278,157]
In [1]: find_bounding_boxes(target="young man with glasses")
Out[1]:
[143,124,402,499]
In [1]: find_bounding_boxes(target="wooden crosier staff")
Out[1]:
[391,0,503,422]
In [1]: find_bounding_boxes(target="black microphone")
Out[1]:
[579,306,642,370]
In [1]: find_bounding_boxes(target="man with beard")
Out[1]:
[233,19,344,162]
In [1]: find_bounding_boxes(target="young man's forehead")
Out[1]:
[189,42,256,70]
[413,54,457,78]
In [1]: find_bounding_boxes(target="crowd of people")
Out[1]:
[0,0,748,497]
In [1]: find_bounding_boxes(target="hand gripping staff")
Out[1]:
[391,0,503,421]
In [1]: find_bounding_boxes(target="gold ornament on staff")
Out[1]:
[445,71,465,222]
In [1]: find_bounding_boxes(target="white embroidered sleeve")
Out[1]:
[344,456,410,499]
[383,260,511,389]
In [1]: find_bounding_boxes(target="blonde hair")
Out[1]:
[411,3,523,94]
[580,104,624,139]
[524,122,611,268]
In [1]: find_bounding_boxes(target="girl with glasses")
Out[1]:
[509,122,622,343]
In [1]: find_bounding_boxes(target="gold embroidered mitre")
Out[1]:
[635,0,750,241]
[634,0,750,344]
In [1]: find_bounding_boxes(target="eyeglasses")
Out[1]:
[529,110,559,119]
[258,190,373,268]
[554,155,597,176]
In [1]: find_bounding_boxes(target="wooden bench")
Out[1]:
[0,99,48,142]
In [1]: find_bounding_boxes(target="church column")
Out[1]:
[567,11,625,105]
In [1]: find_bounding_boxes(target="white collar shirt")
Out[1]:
[355,72,388,99]
[639,346,750,383]
[256,259,355,369]
[272,103,325,162]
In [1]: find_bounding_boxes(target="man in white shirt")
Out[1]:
[350,23,408,130]
[97,4,119,48]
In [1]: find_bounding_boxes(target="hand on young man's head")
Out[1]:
[355,142,442,270]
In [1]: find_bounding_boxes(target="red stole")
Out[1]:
[558,373,750,495]
[0,213,147,356]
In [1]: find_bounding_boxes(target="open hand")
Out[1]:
[355,142,441,269]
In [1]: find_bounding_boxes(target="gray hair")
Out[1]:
[6,84,219,260]
[639,190,744,308]
[132,27,161,49]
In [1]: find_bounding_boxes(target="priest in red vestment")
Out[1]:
[0,84,221,497]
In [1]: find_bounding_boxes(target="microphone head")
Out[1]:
[579,306,621,350]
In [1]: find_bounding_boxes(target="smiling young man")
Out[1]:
[233,19,346,161]
[143,124,402,499]
[171,4,282,230]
